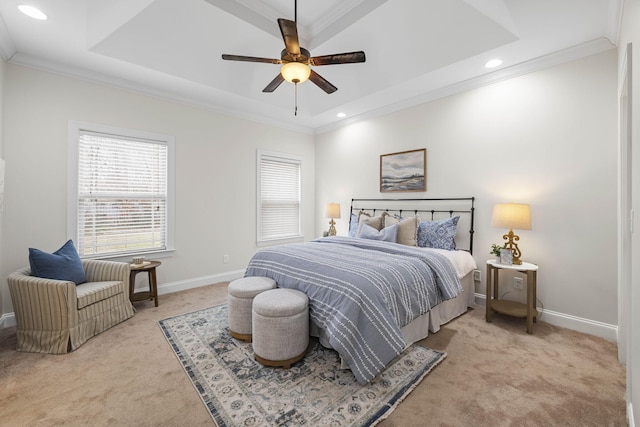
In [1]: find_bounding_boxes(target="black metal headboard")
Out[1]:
[349,197,475,254]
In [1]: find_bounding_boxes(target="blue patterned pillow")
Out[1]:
[358,223,398,243]
[348,213,359,237]
[417,216,459,250]
[28,240,87,284]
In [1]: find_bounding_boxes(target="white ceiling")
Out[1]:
[0,0,622,133]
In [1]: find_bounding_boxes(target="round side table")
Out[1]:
[485,259,539,334]
[129,261,161,307]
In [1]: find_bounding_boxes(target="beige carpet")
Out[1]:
[0,283,626,426]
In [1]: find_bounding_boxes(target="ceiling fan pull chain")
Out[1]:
[294,82,298,116]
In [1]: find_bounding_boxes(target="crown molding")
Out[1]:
[6,35,615,137]
[203,0,281,41]
[605,0,624,45]
[8,52,314,135]
[304,0,368,42]
[0,14,16,61]
[315,37,615,135]
[308,0,387,50]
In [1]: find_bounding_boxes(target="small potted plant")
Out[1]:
[490,244,502,262]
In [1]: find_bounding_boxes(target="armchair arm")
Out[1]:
[7,268,78,332]
[82,260,130,287]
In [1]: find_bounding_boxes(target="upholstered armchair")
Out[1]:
[8,259,135,354]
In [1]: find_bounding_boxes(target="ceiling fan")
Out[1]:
[221,0,366,98]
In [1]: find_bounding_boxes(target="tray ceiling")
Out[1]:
[0,0,621,132]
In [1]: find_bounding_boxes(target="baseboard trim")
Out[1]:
[154,269,245,295]
[474,293,618,342]
[1,269,246,330]
[0,282,618,340]
[0,312,16,329]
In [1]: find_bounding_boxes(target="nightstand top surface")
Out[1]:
[486,259,538,271]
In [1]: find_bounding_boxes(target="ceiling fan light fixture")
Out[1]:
[281,62,311,84]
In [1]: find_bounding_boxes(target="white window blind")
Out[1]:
[258,151,302,243]
[75,130,169,257]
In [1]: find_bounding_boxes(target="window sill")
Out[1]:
[82,248,176,263]
[257,236,304,247]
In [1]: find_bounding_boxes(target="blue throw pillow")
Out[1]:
[417,216,460,250]
[348,213,359,238]
[358,223,398,243]
[28,240,87,285]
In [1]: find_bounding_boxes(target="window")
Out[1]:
[68,122,175,258]
[257,150,303,245]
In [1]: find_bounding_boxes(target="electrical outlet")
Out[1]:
[223,254,229,264]
[514,277,524,290]
[473,269,481,281]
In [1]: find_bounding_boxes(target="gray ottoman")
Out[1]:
[227,277,277,342]
[252,288,309,369]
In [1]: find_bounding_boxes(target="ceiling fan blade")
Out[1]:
[310,51,366,66]
[309,70,338,94]
[278,18,300,55]
[263,74,285,93]
[222,54,281,64]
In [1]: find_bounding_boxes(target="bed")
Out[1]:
[245,197,477,384]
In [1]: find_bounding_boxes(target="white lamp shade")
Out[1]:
[281,62,311,84]
[491,203,531,230]
[324,203,341,219]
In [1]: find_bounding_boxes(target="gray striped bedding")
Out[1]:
[244,236,462,384]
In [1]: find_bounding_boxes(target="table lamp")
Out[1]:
[324,203,341,236]
[491,203,532,265]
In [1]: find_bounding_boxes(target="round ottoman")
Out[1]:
[227,277,277,342]
[252,288,309,369]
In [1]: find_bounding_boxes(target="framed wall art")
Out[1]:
[380,148,426,192]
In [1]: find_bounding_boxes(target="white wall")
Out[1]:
[618,0,640,423]
[0,47,620,341]
[0,64,315,316]
[0,56,5,322]
[315,49,618,331]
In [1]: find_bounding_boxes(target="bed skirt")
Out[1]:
[310,271,475,366]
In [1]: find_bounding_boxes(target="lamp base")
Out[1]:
[502,229,523,265]
[328,219,337,236]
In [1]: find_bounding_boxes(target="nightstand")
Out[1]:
[485,259,539,334]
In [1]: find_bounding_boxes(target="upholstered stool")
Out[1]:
[252,288,309,369]
[227,277,277,342]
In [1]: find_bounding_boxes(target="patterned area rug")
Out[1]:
[159,304,446,427]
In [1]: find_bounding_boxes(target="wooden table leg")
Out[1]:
[486,265,493,322]
[150,267,159,307]
[526,270,535,334]
[129,270,137,301]
[531,270,537,323]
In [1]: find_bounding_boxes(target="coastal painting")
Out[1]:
[380,149,426,192]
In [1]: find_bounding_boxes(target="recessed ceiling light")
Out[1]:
[337,112,346,118]
[485,59,503,69]
[18,5,47,20]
